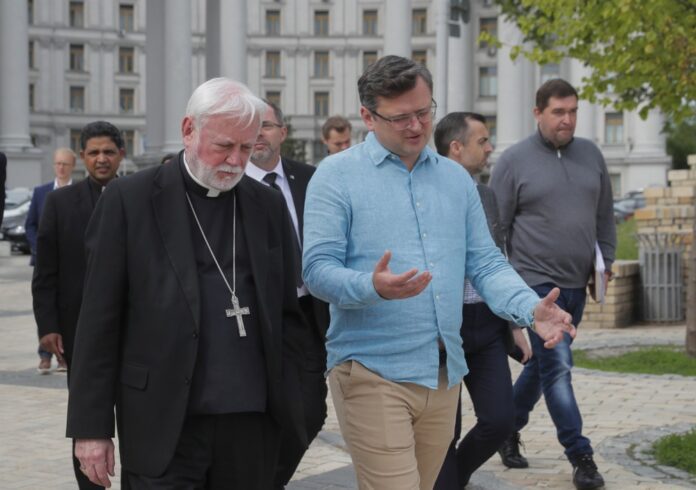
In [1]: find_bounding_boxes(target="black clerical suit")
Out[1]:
[270,158,330,488]
[32,177,106,490]
[66,154,306,487]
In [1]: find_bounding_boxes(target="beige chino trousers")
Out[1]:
[329,360,459,490]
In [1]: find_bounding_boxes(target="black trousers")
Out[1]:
[273,295,328,489]
[434,302,515,489]
[124,412,280,489]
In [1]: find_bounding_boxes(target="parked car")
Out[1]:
[614,189,646,223]
[1,187,32,254]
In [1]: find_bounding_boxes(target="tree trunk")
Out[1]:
[688,197,696,357]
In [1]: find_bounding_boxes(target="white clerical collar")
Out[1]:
[182,152,221,197]
[246,158,284,182]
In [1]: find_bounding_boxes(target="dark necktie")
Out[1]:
[262,172,304,288]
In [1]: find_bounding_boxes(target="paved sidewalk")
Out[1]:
[1,253,695,489]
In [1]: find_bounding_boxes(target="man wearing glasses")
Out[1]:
[245,100,330,489]
[303,55,576,489]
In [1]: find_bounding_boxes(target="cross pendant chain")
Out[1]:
[226,293,250,337]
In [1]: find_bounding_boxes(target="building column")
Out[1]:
[494,16,528,155]
[447,14,474,112]
[206,0,247,83]
[630,109,666,157]
[0,0,42,186]
[384,0,412,58]
[569,59,596,141]
[143,0,192,161]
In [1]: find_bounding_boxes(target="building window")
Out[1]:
[119,88,135,113]
[70,129,82,154]
[363,50,378,72]
[540,63,560,84]
[119,47,135,73]
[29,83,35,112]
[412,50,427,66]
[312,139,326,162]
[314,92,329,117]
[122,130,135,157]
[487,115,497,147]
[28,0,34,24]
[119,4,134,32]
[69,44,85,71]
[69,1,84,28]
[479,17,497,48]
[363,10,378,35]
[265,51,281,78]
[70,86,85,113]
[412,8,427,35]
[266,91,281,108]
[605,112,624,145]
[28,41,35,69]
[314,10,329,36]
[266,10,281,35]
[314,51,329,78]
[479,66,497,97]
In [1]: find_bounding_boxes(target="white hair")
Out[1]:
[185,77,267,129]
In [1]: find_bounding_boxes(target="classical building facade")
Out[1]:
[0,0,669,196]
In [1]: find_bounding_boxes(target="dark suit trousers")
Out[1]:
[124,412,280,489]
[434,302,515,489]
[273,295,328,488]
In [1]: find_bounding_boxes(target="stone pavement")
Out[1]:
[1,252,695,489]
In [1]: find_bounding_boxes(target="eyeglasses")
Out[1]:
[371,101,437,131]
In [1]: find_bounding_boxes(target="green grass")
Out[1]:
[615,217,638,260]
[573,346,696,376]
[652,428,696,476]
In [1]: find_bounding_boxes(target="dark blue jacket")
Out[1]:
[25,181,54,265]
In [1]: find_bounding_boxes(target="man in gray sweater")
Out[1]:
[489,79,615,490]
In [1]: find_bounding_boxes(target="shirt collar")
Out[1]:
[53,178,72,189]
[246,158,285,182]
[364,131,437,169]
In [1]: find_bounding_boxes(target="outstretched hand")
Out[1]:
[533,287,576,348]
[372,250,431,300]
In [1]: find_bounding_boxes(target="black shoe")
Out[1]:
[498,432,529,468]
[572,454,605,490]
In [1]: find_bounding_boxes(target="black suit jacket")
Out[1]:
[32,179,95,363]
[26,181,54,265]
[66,156,306,477]
[282,158,330,338]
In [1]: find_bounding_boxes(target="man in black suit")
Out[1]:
[66,78,306,489]
[246,100,329,489]
[32,121,124,489]
[433,112,532,489]
[27,147,76,373]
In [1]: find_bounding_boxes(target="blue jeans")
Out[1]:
[512,283,592,462]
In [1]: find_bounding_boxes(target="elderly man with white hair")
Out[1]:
[66,78,306,489]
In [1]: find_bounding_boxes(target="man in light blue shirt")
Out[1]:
[303,56,575,490]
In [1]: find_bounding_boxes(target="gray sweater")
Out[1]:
[489,130,616,289]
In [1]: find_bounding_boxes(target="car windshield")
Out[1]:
[4,188,32,211]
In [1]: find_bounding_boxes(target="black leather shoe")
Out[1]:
[498,432,529,468]
[572,454,605,489]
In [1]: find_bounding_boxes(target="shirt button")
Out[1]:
[416,202,421,207]
[184,377,191,385]
[422,233,427,238]
[429,262,434,267]
[192,330,199,339]
[436,295,440,300]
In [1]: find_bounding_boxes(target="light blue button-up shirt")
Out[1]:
[303,132,540,389]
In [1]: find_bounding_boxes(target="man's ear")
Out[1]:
[360,106,376,131]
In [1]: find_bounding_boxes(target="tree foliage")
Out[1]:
[491,0,696,122]
[666,118,696,169]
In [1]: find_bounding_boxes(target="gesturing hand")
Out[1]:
[372,250,432,300]
[533,287,577,348]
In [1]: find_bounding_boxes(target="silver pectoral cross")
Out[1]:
[225,293,250,337]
